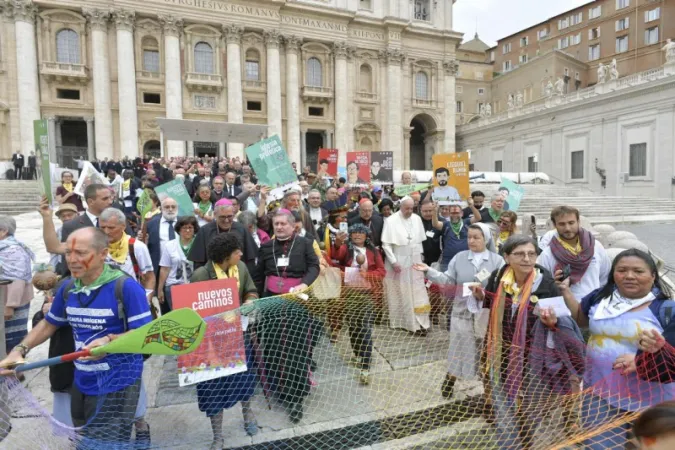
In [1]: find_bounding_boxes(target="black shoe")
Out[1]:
[441,374,456,399]
[289,402,303,424]
[415,328,429,337]
[135,424,151,450]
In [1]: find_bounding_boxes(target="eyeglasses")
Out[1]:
[498,220,511,226]
[509,251,537,260]
[219,215,235,220]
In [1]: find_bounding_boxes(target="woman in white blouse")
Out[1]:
[157,216,199,310]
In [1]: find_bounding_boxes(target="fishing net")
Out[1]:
[1,267,674,450]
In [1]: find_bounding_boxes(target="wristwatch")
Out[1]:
[13,343,30,358]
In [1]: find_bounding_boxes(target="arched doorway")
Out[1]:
[143,140,161,158]
[409,114,437,170]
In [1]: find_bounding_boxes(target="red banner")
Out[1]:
[346,151,371,186]
[317,148,338,177]
[172,278,247,386]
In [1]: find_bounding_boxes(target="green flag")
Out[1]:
[33,119,52,204]
[155,180,195,217]
[245,135,297,188]
[136,188,155,218]
[394,183,431,197]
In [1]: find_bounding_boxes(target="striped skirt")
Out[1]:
[5,303,31,354]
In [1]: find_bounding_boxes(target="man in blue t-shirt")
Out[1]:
[0,227,152,445]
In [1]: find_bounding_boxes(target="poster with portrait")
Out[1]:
[369,152,393,185]
[74,161,108,198]
[431,152,470,205]
[173,278,247,387]
[345,152,371,186]
[498,177,525,212]
[317,148,338,178]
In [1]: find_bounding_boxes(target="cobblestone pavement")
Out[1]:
[617,223,675,268]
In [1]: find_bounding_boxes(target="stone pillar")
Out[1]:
[443,60,458,154]
[9,1,40,157]
[83,8,114,160]
[382,49,404,168]
[334,42,349,167]
[300,130,307,168]
[264,30,283,140]
[223,24,244,160]
[285,35,302,166]
[112,9,139,158]
[86,117,95,161]
[158,15,184,157]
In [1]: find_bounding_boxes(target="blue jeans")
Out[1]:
[581,395,630,450]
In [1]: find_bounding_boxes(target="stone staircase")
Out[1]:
[0,180,42,216]
[471,183,675,225]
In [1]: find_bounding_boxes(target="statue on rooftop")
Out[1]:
[609,58,619,80]
[554,77,565,95]
[507,94,515,110]
[545,80,554,98]
[597,63,608,84]
[663,39,675,63]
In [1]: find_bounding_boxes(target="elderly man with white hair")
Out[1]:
[381,196,431,335]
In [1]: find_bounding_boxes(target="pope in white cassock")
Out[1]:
[381,197,431,333]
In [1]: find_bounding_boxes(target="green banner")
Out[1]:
[155,179,195,217]
[136,188,155,218]
[394,183,431,197]
[245,135,297,188]
[33,119,52,204]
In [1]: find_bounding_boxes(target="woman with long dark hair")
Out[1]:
[542,248,675,450]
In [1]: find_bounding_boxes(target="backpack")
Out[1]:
[649,298,675,330]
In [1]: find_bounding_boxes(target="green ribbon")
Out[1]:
[71,265,126,295]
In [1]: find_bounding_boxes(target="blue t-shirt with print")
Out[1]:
[45,277,152,396]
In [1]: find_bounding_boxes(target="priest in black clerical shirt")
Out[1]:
[188,199,258,275]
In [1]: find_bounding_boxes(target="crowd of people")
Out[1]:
[0,154,674,450]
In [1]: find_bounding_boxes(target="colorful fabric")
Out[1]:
[0,236,35,282]
[556,236,581,256]
[108,233,131,264]
[449,220,463,238]
[488,208,502,223]
[122,179,131,192]
[198,201,212,215]
[5,303,30,354]
[549,227,595,284]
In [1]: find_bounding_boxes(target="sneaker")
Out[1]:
[244,421,259,436]
[441,374,455,399]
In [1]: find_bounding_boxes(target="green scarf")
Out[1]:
[450,220,463,238]
[198,201,211,215]
[71,265,126,295]
[488,208,502,223]
[180,237,195,257]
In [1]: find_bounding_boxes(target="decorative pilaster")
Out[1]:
[224,23,244,159]
[381,48,405,167]
[83,8,113,159]
[7,0,40,155]
[159,15,184,156]
[334,41,350,163]
[113,9,139,158]
[286,35,302,166]
[443,59,458,154]
[265,30,283,139]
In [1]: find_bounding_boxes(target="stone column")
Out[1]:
[8,1,40,157]
[285,35,302,166]
[264,30,283,140]
[86,117,95,161]
[334,42,349,167]
[300,130,307,168]
[382,49,404,168]
[443,60,458,154]
[112,9,139,159]
[83,8,114,160]
[223,24,244,159]
[158,15,184,157]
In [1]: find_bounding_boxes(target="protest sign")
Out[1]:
[370,152,393,184]
[431,152,470,205]
[33,119,52,204]
[498,177,525,212]
[172,278,247,386]
[245,135,297,188]
[155,179,195,217]
[73,161,108,197]
[346,152,370,186]
[136,188,155,218]
[394,183,430,197]
[317,148,338,177]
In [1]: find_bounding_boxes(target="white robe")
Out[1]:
[381,212,430,332]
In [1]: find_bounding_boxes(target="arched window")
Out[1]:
[245,49,260,81]
[361,137,373,151]
[142,36,160,73]
[359,64,373,92]
[56,29,80,64]
[415,71,429,100]
[194,42,214,74]
[306,57,322,87]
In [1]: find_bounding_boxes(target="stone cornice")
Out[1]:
[6,0,37,23]
[158,14,183,37]
[111,9,135,32]
[83,8,110,31]
[223,24,244,45]
[443,59,459,76]
[285,35,302,54]
[264,29,282,49]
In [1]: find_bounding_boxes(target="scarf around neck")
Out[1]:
[549,227,595,284]
[62,183,73,193]
[449,220,463,238]
[213,261,240,289]
[488,208,502,223]
[71,265,126,295]
[108,233,131,264]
